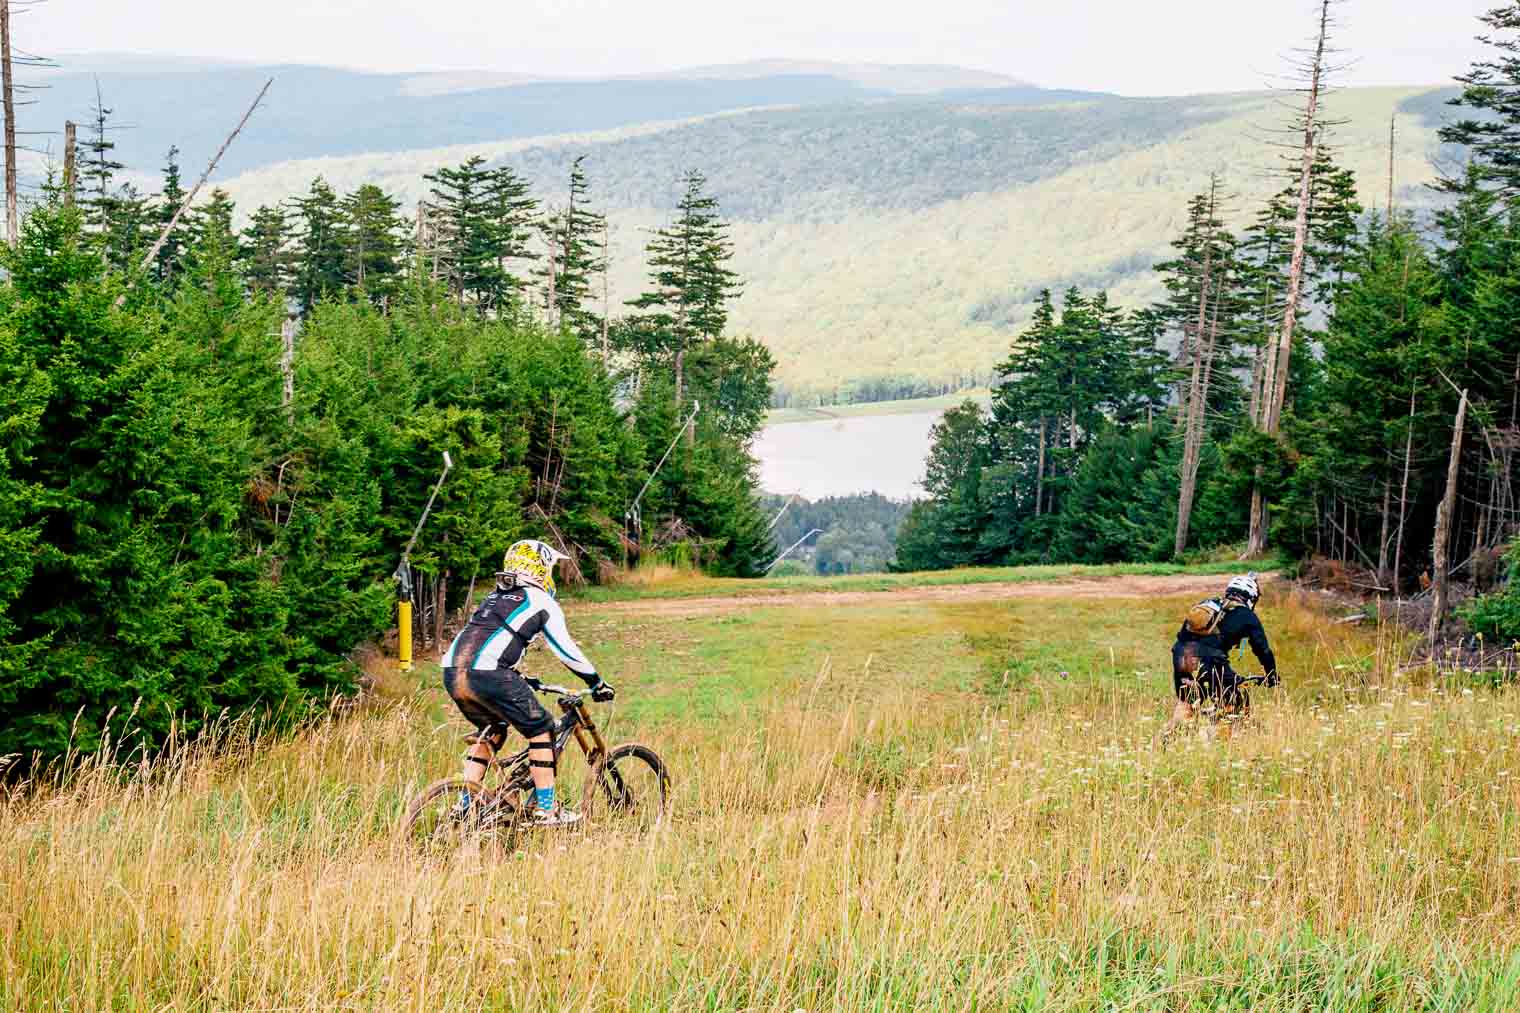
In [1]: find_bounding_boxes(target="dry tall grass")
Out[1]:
[4,589,1519,1010]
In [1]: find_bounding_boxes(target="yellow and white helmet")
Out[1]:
[499,539,566,597]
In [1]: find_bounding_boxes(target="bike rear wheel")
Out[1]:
[402,778,528,853]
[583,744,669,832]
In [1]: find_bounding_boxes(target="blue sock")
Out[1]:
[535,786,555,811]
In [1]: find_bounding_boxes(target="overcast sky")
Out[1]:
[28,0,1495,96]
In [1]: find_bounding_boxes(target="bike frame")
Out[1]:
[492,690,609,782]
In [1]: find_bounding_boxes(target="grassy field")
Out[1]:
[5,575,1520,1010]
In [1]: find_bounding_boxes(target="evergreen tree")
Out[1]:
[340,183,407,306]
[536,156,607,342]
[151,146,189,286]
[1439,2,1520,199]
[242,204,296,298]
[78,93,125,237]
[629,171,743,414]
[289,178,346,313]
[424,157,539,312]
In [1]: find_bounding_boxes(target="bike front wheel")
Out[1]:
[583,744,669,832]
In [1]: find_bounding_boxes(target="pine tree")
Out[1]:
[535,156,607,342]
[151,146,188,286]
[100,185,150,274]
[289,178,346,313]
[242,204,295,298]
[484,164,539,303]
[78,91,125,237]
[1439,2,1520,200]
[339,183,406,306]
[1152,180,1245,557]
[424,157,539,312]
[629,170,743,417]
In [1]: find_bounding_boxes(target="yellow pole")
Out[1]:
[398,599,413,672]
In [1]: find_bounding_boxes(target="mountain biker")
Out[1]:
[440,539,615,827]
[1170,573,1279,729]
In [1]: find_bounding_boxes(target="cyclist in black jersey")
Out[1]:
[441,539,614,827]
[1170,574,1280,730]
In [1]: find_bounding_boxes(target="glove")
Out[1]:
[589,678,616,703]
[523,675,544,692]
[1265,671,1280,688]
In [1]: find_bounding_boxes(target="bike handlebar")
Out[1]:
[534,683,578,697]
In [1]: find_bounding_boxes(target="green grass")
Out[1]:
[572,558,1277,603]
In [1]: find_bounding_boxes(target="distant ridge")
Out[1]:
[632,59,1029,94]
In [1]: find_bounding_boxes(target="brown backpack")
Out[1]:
[1183,597,1233,636]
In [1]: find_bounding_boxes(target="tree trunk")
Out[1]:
[1036,418,1047,517]
[1,0,16,248]
[1386,113,1396,217]
[1428,389,1468,644]
[1377,476,1391,585]
[601,217,611,363]
[1176,193,1221,559]
[1393,386,1416,595]
[1249,0,1332,556]
[280,317,296,424]
[62,121,76,206]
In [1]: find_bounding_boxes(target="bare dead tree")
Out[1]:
[1429,389,1469,643]
[279,316,297,423]
[600,216,611,363]
[133,79,271,278]
[1175,176,1224,558]
[61,118,73,204]
[1,0,15,246]
[1248,0,1341,557]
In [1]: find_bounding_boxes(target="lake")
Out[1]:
[753,410,941,500]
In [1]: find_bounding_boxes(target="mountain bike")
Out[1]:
[403,682,668,851]
[1158,670,1271,746]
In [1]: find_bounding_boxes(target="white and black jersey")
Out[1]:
[441,584,597,683]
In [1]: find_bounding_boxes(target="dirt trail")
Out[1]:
[592,572,1252,618]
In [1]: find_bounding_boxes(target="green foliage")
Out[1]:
[1461,539,1520,641]
[0,166,776,762]
[764,492,912,576]
[536,156,608,344]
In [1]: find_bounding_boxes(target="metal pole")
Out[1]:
[766,493,798,532]
[396,451,453,673]
[626,400,699,528]
[764,528,822,574]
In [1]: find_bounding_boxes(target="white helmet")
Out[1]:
[1225,573,1261,607]
[498,539,567,597]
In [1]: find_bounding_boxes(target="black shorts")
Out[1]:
[442,666,555,745]
[1172,643,1237,702]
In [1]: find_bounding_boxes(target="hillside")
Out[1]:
[23,54,1456,400]
[213,84,1453,399]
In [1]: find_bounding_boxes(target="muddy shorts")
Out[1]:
[442,666,555,746]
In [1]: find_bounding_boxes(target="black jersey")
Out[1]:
[1175,601,1277,677]
[441,583,597,682]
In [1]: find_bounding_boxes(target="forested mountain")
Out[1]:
[762,493,913,574]
[18,53,1453,402]
[212,86,1451,402]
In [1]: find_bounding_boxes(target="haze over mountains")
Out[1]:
[27,55,1456,400]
